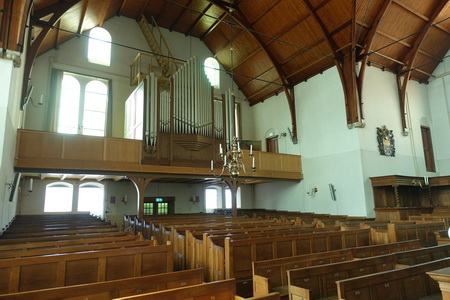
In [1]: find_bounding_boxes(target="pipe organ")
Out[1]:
[126,56,236,167]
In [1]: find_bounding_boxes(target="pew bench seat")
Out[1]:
[0,269,204,300]
[335,258,450,300]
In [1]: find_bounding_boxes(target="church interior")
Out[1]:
[3,0,450,299]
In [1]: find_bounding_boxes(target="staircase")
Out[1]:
[138,15,175,79]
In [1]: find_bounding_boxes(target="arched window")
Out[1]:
[205,186,221,212]
[58,75,80,134]
[88,27,111,66]
[205,185,241,212]
[44,182,73,212]
[83,80,108,136]
[57,72,109,137]
[225,187,241,209]
[204,57,220,89]
[78,183,104,218]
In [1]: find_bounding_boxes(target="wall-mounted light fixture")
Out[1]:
[307,187,318,196]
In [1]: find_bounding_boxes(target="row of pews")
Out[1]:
[1,210,449,299]
[0,213,276,300]
[125,210,449,299]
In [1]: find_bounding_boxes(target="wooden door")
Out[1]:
[266,136,279,153]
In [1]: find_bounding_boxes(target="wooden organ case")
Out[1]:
[125,57,235,168]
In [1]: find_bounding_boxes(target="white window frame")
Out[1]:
[88,27,111,66]
[204,57,220,89]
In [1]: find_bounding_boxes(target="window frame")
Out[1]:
[57,71,110,137]
[88,27,112,66]
[204,57,220,89]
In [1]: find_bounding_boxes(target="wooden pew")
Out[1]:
[0,239,157,259]
[113,279,281,300]
[114,279,237,300]
[0,234,139,252]
[387,221,444,246]
[335,258,450,300]
[252,240,421,298]
[0,244,173,294]
[0,269,204,299]
[0,231,129,245]
[0,226,121,239]
[286,244,450,300]
[287,254,398,299]
[225,228,371,281]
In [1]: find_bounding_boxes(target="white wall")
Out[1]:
[252,64,439,217]
[427,52,450,174]
[18,179,253,226]
[26,16,247,138]
[0,51,26,230]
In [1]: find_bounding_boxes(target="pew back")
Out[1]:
[0,269,204,300]
[0,245,173,294]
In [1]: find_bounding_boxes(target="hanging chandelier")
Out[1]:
[210,136,255,178]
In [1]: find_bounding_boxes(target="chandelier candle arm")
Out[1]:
[210,136,256,178]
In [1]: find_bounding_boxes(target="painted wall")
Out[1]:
[252,64,443,217]
[25,16,250,138]
[427,51,450,174]
[18,179,253,226]
[0,51,26,230]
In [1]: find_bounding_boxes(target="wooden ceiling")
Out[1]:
[27,0,450,107]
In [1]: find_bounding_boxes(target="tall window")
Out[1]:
[205,187,220,211]
[44,183,73,212]
[57,72,109,136]
[204,57,220,89]
[78,183,104,218]
[225,187,241,209]
[421,126,436,172]
[88,27,111,66]
[205,185,240,212]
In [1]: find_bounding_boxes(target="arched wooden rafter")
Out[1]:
[301,0,360,125]
[21,0,83,109]
[206,0,298,142]
[129,177,153,219]
[356,0,393,120]
[396,0,450,133]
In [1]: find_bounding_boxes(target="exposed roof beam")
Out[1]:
[53,19,61,50]
[117,0,127,16]
[168,0,194,31]
[357,0,393,120]
[156,1,170,25]
[139,0,151,17]
[97,0,109,27]
[249,0,283,26]
[200,11,227,40]
[231,11,311,72]
[392,0,450,35]
[22,0,83,110]
[185,3,213,36]
[246,82,281,102]
[396,0,450,132]
[77,0,88,35]
[375,29,443,62]
[207,0,298,139]
[301,0,361,125]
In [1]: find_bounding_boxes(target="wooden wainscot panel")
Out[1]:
[260,152,282,171]
[104,138,141,163]
[16,130,63,159]
[63,135,104,161]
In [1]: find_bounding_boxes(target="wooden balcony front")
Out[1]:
[14,130,303,182]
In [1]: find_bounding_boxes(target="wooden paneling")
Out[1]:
[15,130,302,181]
